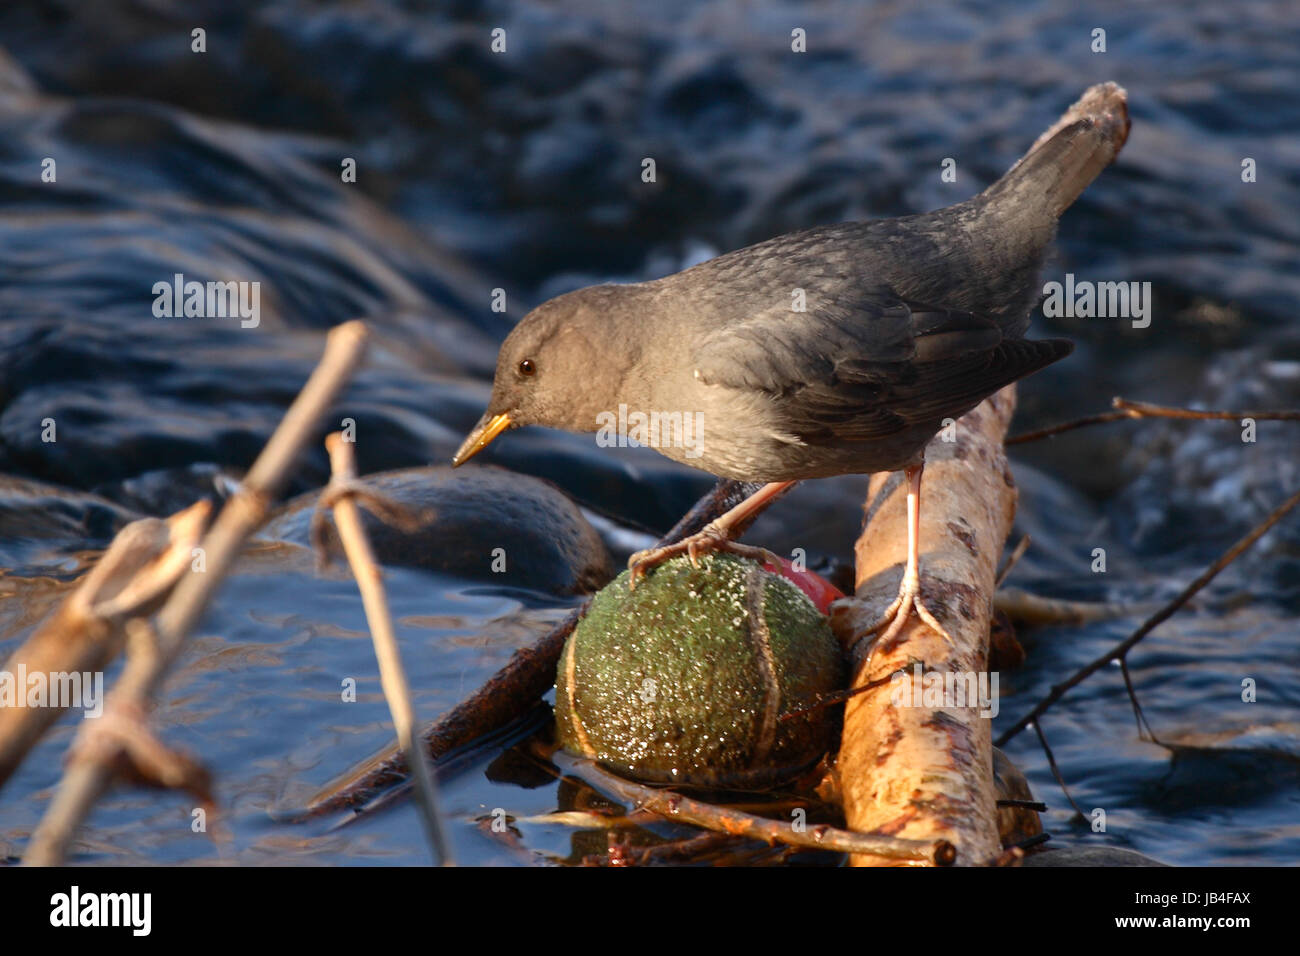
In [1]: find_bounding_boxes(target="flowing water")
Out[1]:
[0,0,1297,865]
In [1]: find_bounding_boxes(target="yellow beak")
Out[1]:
[452,411,512,466]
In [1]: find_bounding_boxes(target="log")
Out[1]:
[831,387,1018,867]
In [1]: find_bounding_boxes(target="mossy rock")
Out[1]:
[555,553,844,788]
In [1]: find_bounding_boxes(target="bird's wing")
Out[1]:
[692,290,1068,444]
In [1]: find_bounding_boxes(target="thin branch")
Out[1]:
[0,501,209,791]
[993,588,1154,627]
[1033,722,1086,819]
[23,321,370,866]
[1006,409,1135,444]
[549,747,955,865]
[995,535,1032,590]
[321,432,454,865]
[1007,396,1300,445]
[1119,656,1160,744]
[995,485,1300,748]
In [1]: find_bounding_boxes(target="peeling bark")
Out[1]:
[832,387,1018,866]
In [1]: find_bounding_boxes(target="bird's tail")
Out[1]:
[983,82,1130,219]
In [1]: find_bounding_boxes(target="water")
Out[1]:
[1,0,1297,865]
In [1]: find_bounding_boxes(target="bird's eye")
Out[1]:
[518,358,536,377]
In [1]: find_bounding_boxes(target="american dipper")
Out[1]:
[455,83,1129,646]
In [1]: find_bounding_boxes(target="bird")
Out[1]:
[454,83,1129,649]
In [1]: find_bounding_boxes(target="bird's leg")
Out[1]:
[628,481,795,587]
[860,463,954,654]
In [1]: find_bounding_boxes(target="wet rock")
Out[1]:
[556,553,844,788]
[1143,721,1300,810]
[0,474,140,554]
[993,747,1043,849]
[1023,846,1169,867]
[264,465,613,595]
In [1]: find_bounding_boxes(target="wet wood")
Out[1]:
[832,387,1017,866]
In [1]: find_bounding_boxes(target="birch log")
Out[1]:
[832,386,1018,867]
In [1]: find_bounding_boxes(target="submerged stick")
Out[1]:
[321,433,454,865]
[23,321,370,865]
[993,587,1154,627]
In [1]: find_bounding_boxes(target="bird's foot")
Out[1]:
[627,523,780,589]
[860,572,954,663]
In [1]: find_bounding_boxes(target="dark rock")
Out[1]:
[1022,846,1169,867]
[993,747,1043,848]
[264,465,613,595]
[0,474,140,555]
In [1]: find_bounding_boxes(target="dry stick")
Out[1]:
[993,587,1151,627]
[995,485,1300,749]
[549,748,953,865]
[1006,396,1300,445]
[322,433,453,865]
[0,501,210,791]
[994,534,1032,589]
[23,321,370,866]
[298,478,768,818]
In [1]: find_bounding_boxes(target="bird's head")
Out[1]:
[452,285,631,465]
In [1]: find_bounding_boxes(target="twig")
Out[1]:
[549,748,955,865]
[993,587,1153,627]
[23,321,370,865]
[996,799,1048,812]
[989,832,1052,866]
[995,486,1300,748]
[320,432,454,865]
[0,502,209,791]
[1006,396,1300,445]
[622,830,743,865]
[1033,722,1085,818]
[994,535,1032,590]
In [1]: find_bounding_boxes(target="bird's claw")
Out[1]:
[626,524,779,590]
[859,574,955,666]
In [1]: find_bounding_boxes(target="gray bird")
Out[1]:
[455,83,1129,645]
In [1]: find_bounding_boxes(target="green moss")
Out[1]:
[556,553,844,788]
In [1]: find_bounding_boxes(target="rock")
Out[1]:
[556,553,845,788]
[0,474,140,554]
[1022,846,1169,867]
[993,747,1042,848]
[264,465,613,595]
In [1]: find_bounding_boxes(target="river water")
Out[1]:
[0,0,1297,865]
